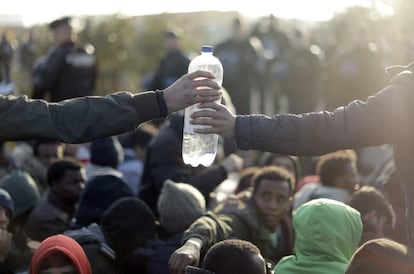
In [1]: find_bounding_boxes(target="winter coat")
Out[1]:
[32,41,96,102]
[24,190,71,242]
[182,193,294,264]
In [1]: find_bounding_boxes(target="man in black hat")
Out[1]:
[32,16,97,102]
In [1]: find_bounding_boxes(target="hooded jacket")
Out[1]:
[29,234,91,274]
[274,198,362,274]
[234,62,414,250]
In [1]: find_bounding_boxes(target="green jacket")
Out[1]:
[274,198,362,274]
[182,191,294,263]
[0,91,162,143]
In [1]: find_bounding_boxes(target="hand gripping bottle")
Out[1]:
[182,45,223,167]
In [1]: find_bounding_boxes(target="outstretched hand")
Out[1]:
[163,70,222,114]
[168,240,201,274]
[190,101,236,139]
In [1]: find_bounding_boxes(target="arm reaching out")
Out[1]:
[169,238,202,274]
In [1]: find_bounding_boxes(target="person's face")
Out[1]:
[53,169,85,204]
[0,207,10,230]
[40,265,77,274]
[253,179,292,231]
[36,143,64,168]
[53,25,72,45]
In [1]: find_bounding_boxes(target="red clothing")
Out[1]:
[29,234,91,274]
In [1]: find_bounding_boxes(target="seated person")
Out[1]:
[346,238,414,274]
[29,234,91,274]
[185,239,270,274]
[169,166,295,273]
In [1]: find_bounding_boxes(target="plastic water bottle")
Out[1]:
[182,45,223,167]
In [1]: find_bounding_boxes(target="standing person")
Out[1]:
[282,28,323,114]
[0,69,221,143]
[145,29,190,91]
[189,61,414,251]
[32,16,97,102]
[214,17,258,114]
[0,33,13,84]
[144,28,190,127]
[250,14,290,114]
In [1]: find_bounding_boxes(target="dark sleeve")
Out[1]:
[0,91,162,143]
[181,211,250,252]
[235,80,414,156]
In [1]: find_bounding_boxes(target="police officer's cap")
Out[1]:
[49,16,71,30]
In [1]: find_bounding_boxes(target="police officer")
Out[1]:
[145,29,190,91]
[32,16,97,102]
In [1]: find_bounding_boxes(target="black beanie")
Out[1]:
[75,174,133,227]
[90,137,124,168]
[101,197,156,259]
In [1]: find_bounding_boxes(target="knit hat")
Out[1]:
[90,137,124,169]
[157,180,206,234]
[75,174,133,226]
[0,170,40,218]
[101,197,156,259]
[345,238,414,274]
[0,188,14,218]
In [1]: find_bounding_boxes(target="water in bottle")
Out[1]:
[182,45,223,167]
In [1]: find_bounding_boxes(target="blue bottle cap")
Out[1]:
[201,45,213,52]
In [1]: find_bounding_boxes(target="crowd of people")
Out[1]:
[0,13,413,274]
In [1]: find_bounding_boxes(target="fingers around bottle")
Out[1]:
[196,101,222,111]
[195,78,220,89]
[194,95,221,103]
[189,70,215,80]
[190,108,217,120]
